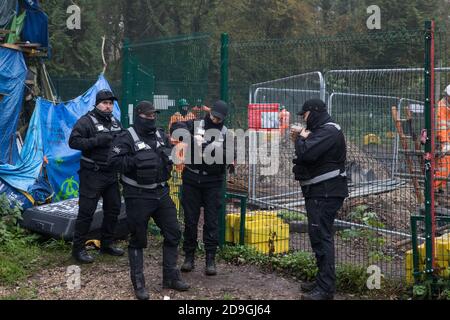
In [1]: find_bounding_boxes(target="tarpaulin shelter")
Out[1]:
[0,73,120,206]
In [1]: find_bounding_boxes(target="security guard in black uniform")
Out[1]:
[171,100,232,276]
[291,99,348,300]
[108,101,189,300]
[69,89,124,264]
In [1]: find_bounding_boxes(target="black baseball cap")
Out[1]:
[136,100,160,116]
[211,100,228,121]
[298,99,327,115]
[95,89,118,106]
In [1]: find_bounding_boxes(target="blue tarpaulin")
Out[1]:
[0,47,27,165]
[0,0,17,28]
[22,0,39,10]
[0,74,120,202]
[20,0,49,48]
[0,100,43,193]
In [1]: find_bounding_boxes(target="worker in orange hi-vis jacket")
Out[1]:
[435,85,450,191]
[169,99,196,131]
[169,99,196,172]
[279,105,290,135]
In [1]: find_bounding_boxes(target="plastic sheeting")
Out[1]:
[0,0,17,28]
[0,74,120,202]
[0,101,43,192]
[21,0,48,48]
[22,0,40,10]
[0,47,27,165]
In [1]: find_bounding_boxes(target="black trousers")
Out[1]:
[126,194,181,280]
[305,197,344,294]
[181,181,222,255]
[73,169,121,250]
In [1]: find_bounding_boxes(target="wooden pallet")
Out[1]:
[0,42,48,57]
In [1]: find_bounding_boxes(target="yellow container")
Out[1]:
[226,211,280,243]
[405,234,450,283]
[234,220,289,244]
[249,239,289,255]
[435,235,450,262]
[363,133,381,145]
[225,213,240,243]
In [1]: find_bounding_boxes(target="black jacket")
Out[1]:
[172,115,230,185]
[69,109,122,172]
[108,126,172,199]
[294,112,348,199]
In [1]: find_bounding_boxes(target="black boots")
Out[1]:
[300,281,317,292]
[302,287,334,300]
[181,251,195,272]
[72,247,94,264]
[128,247,150,300]
[163,270,190,291]
[100,242,125,256]
[205,252,217,276]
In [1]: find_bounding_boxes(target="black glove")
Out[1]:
[227,164,235,174]
[96,133,113,146]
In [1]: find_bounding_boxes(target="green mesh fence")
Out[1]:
[121,33,212,130]
[52,77,122,102]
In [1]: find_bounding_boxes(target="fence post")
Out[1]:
[121,38,131,128]
[423,20,436,279]
[219,33,229,248]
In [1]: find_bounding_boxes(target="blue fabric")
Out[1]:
[22,0,40,10]
[0,74,120,203]
[0,47,27,165]
[0,100,43,192]
[0,0,17,28]
[21,0,49,48]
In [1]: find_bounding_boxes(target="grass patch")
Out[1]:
[219,245,407,299]
[0,237,71,287]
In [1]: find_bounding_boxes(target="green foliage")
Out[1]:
[0,195,71,286]
[339,205,391,263]
[335,264,368,294]
[0,194,39,245]
[0,240,41,285]
[277,210,307,223]
[219,245,407,298]
[412,279,450,300]
[0,235,72,286]
[219,246,315,282]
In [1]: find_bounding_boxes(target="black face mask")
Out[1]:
[204,114,223,130]
[306,111,332,130]
[135,116,156,134]
[94,107,113,120]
